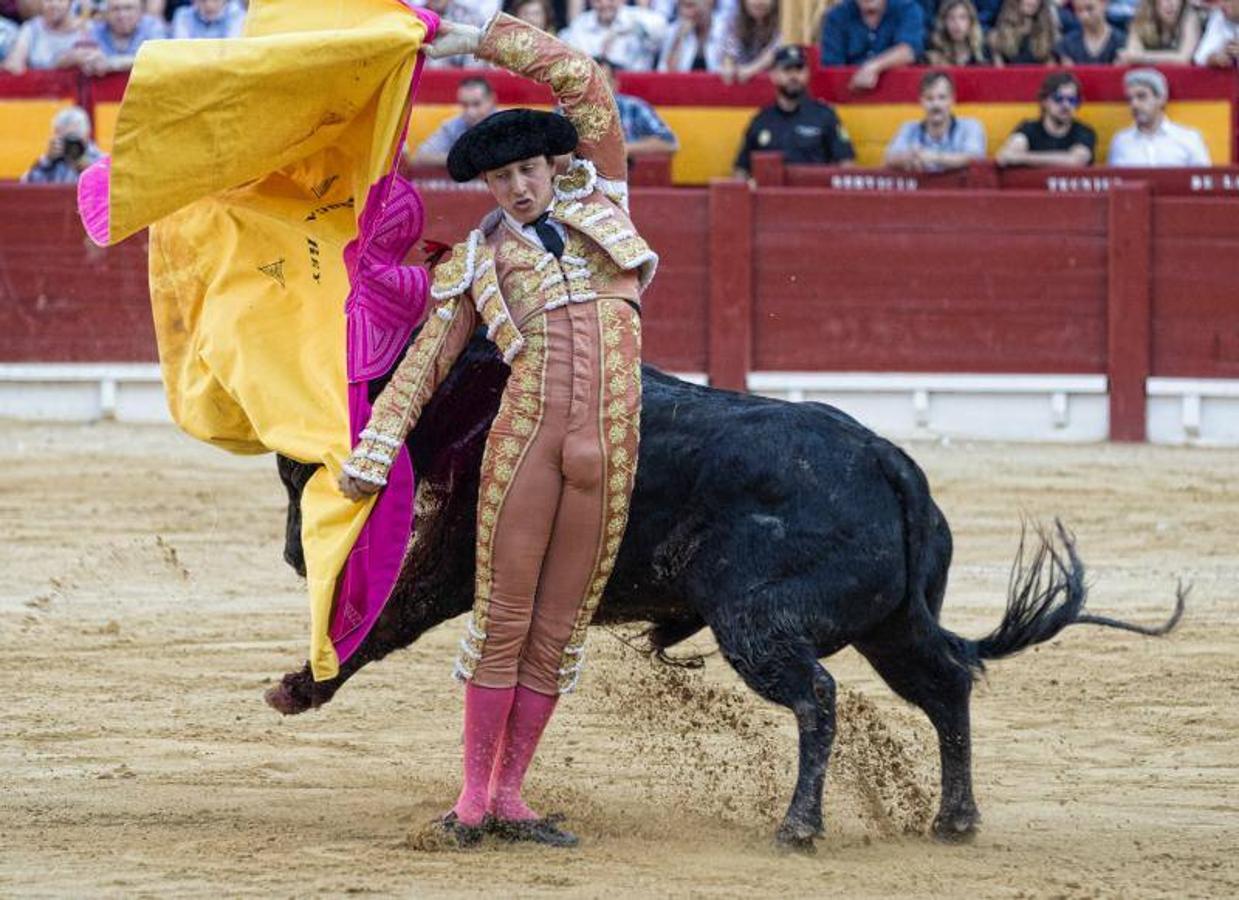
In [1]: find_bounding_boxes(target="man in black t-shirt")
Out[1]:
[995,71,1097,168]
[734,45,856,177]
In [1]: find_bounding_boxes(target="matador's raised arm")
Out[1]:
[476,14,627,185]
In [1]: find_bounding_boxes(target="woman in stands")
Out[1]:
[659,0,728,71]
[1117,0,1202,63]
[505,0,559,33]
[2,0,81,74]
[988,0,1059,65]
[1054,0,1125,63]
[927,0,991,65]
[721,0,781,83]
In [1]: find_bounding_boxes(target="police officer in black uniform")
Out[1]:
[734,45,856,177]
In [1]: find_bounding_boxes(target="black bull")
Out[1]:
[269,337,1183,849]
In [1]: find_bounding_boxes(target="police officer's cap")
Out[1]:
[773,45,808,69]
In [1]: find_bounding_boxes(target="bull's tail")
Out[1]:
[942,521,1186,675]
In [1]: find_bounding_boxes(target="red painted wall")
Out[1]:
[0,186,152,362]
[3,182,1238,442]
[1151,198,1239,379]
[751,190,1108,374]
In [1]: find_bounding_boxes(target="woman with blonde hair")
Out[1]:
[721,0,782,83]
[927,0,990,65]
[988,0,1059,65]
[1118,0,1202,63]
[2,0,82,74]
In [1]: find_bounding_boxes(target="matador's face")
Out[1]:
[483,156,556,225]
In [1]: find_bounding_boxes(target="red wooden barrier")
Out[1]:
[1107,184,1152,441]
[752,155,1239,196]
[4,182,1238,442]
[708,180,752,391]
[1000,166,1239,195]
[0,185,151,362]
[1150,197,1239,380]
[750,189,1109,374]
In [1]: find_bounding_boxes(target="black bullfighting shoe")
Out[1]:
[487,814,579,848]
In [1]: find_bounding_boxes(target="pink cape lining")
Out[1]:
[331,5,440,669]
[76,6,443,674]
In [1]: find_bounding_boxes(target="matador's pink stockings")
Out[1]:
[489,684,559,821]
[453,683,516,826]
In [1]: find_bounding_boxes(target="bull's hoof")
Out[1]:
[931,810,980,843]
[774,823,818,855]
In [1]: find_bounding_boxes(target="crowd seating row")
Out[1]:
[1,64,1236,181]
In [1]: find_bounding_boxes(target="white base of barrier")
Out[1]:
[748,372,1111,443]
[1147,378,1239,446]
[3,365,1238,445]
[0,364,171,423]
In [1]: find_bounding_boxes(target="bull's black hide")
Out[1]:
[270,337,1183,849]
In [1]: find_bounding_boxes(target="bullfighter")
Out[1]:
[338,13,656,847]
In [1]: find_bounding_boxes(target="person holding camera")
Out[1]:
[21,106,103,184]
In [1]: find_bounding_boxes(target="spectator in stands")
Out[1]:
[0,17,19,65]
[21,105,102,183]
[734,45,855,176]
[1105,0,1140,31]
[1108,67,1210,165]
[658,0,727,71]
[995,71,1096,166]
[1,0,40,23]
[974,0,1004,28]
[988,0,1059,65]
[926,0,991,65]
[407,76,497,167]
[1118,0,1201,63]
[170,0,243,39]
[504,0,557,32]
[560,0,668,70]
[3,0,82,74]
[1055,0,1125,63]
[1193,0,1239,67]
[819,0,924,91]
[73,0,165,75]
[884,71,987,171]
[721,0,781,82]
[596,56,679,155]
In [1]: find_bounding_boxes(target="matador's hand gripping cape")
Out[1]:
[77,0,440,680]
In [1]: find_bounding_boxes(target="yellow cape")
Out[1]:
[96,0,432,679]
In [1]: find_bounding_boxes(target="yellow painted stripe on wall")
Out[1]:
[7,97,1231,183]
[0,99,74,180]
[94,101,122,153]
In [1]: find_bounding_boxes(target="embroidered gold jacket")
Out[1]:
[342,14,657,486]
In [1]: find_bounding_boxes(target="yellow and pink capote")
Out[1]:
[77,0,440,680]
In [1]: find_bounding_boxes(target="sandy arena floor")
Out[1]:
[1,421,1236,898]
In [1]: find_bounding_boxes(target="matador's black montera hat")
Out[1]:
[446,109,579,182]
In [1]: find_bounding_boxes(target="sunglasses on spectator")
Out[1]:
[1050,92,1081,108]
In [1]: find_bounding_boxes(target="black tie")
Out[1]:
[533,211,564,259]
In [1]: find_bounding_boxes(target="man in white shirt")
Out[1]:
[560,0,668,71]
[1193,0,1239,68]
[1107,68,1211,168]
